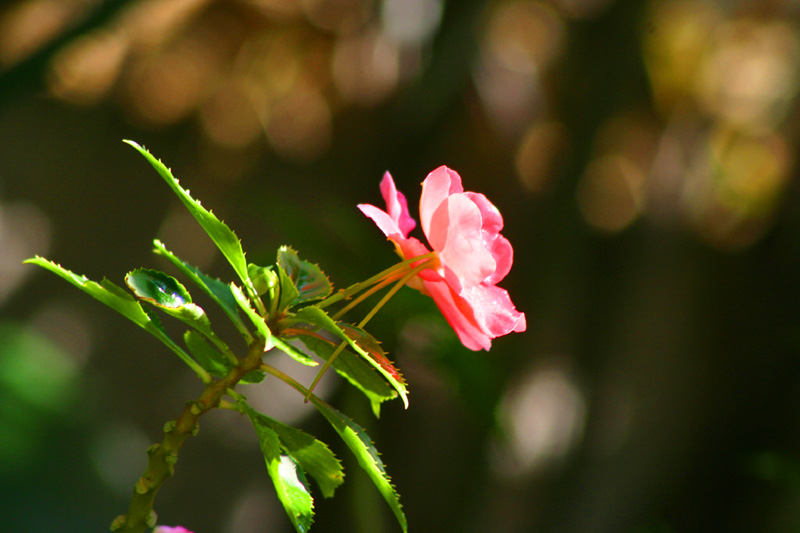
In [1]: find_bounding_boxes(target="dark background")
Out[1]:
[2,0,800,531]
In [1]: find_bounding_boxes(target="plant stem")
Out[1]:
[261,363,311,397]
[111,336,267,533]
[304,257,436,401]
[357,259,435,329]
[317,252,436,310]
[330,271,402,321]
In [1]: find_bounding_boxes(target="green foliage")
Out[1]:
[23,257,210,383]
[124,141,255,298]
[242,401,344,498]
[27,141,410,533]
[183,330,265,384]
[309,396,407,533]
[154,239,252,342]
[126,268,235,361]
[248,416,315,532]
[276,246,333,307]
[293,331,396,418]
[290,306,409,408]
[230,282,273,348]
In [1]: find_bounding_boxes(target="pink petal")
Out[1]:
[486,234,513,285]
[380,172,416,237]
[459,283,526,337]
[396,236,443,282]
[464,191,512,283]
[419,166,463,239]
[433,194,496,290]
[465,192,503,236]
[423,279,492,350]
[357,203,402,239]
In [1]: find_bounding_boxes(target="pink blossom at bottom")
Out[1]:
[153,526,193,533]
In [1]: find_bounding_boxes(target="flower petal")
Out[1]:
[357,203,402,239]
[434,194,496,290]
[486,234,512,284]
[464,192,503,236]
[380,172,416,237]
[460,283,526,337]
[423,279,492,350]
[419,166,463,239]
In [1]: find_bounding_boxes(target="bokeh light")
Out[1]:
[494,356,586,477]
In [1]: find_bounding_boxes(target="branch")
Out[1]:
[110,336,267,532]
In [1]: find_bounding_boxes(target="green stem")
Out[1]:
[304,257,436,401]
[357,259,435,328]
[245,280,269,317]
[317,252,436,310]
[331,274,400,321]
[261,363,312,397]
[111,336,267,533]
[303,341,348,402]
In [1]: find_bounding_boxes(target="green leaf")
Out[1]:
[25,257,209,381]
[339,323,406,393]
[125,268,191,308]
[240,368,267,384]
[247,414,314,533]
[183,330,265,384]
[230,281,319,367]
[291,306,408,408]
[126,268,235,363]
[243,403,344,498]
[293,331,396,417]
[231,283,273,349]
[153,239,252,343]
[230,283,308,375]
[277,246,333,307]
[276,262,301,313]
[309,397,407,533]
[184,330,229,377]
[124,141,253,294]
[270,336,318,368]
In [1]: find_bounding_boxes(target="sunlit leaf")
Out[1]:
[270,336,319,368]
[125,268,192,308]
[183,330,264,384]
[231,283,272,347]
[153,239,252,343]
[25,257,207,380]
[291,329,396,417]
[124,141,253,294]
[291,306,408,408]
[276,262,301,313]
[247,413,314,533]
[339,324,406,391]
[127,268,235,362]
[242,402,343,498]
[277,246,333,307]
[309,397,407,533]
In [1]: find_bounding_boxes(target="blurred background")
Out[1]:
[2,0,800,531]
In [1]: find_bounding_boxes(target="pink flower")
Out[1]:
[153,527,193,533]
[359,166,526,350]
